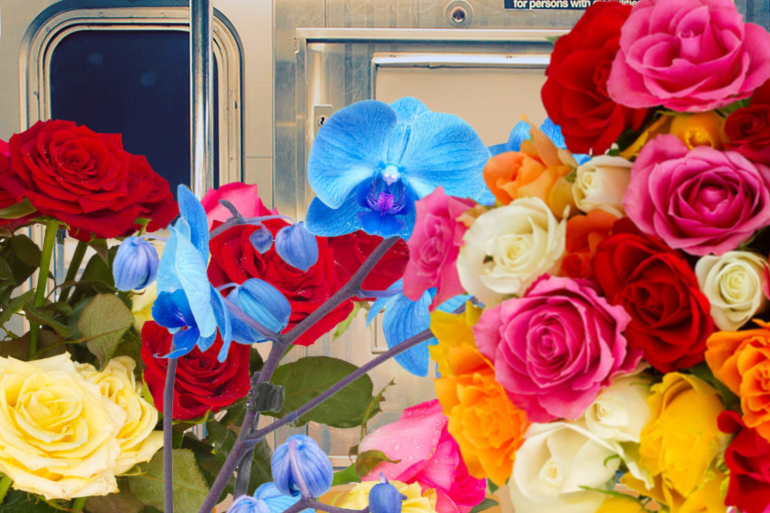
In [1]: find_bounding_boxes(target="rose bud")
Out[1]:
[275,222,319,272]
[369,474,404,513]
[249,226,274,254]
[271,434,333,498]
[113,236,159,291]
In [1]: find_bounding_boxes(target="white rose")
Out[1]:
[510,421,619,513]
[78,357,163,475]
[695,251,769,331]
[583,375,653,488]
[457,197,566,306]
[573,156,632,217]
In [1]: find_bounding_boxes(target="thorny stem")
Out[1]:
[209,215,295,239]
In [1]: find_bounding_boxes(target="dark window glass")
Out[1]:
[50,30,220,198]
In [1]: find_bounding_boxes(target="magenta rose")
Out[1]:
[358,400,486,513]
[201,182,276,230]
[473,275,639,422]
[403,187,475,309]
[607,0,770,112]
[624,135,770,256]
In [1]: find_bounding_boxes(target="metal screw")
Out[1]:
[450,6,467,23]
[317,115,327,127]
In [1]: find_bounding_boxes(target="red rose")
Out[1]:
[328,230,409,297]
[592,223,714,373]
[1,120,177,240]
[560,211,617,280]
[542,1,648,155]
[141,321,250,420]
[725,105,770,164]
[0,140,33,232]
[718,411,770,513]
[208,221,354,346]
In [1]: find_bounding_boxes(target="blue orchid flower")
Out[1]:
[152,185,231,360]
[305,97,490,239]
[489,118,591,165]
[227,483,313,513]
[367,280,469,377]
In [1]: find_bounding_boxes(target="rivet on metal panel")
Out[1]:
[98,11,105,18]
[444,0,474,28]
[313,105,334,135]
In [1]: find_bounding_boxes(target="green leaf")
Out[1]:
[487,479,499,494]
[1,235,40,284]
[355,449,400,478]
[266,356,375,428]
[11,234,41,263]
[469,498,499,513]
[0,290,34,327]
[1,490,62,513]
[24,303,75,339]
[128,449,209,513]
[332,463,361,487]
[205,421,273,495]
[85,481,145,513]
[0,198,36,219]
[545,35,560,44]
[0,330,63,360]
[79,293,134,368]
[333,302,362,340]
[361,379,394,439]
[89,239,110,262]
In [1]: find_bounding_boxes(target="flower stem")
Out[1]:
[28,220,59,360]
[244,328,433,444]
[58,239,88,303]
[164,357,178,513]
[70,497,87,511]
[0,476,12,506]
[198,237,401,513]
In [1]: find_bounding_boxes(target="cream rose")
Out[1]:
[131,279,157,332]
[583,375,653,488]
[78,357,163,475]
[0,354,122,500]
[573,156,632,217]
[510,421,620,513]
[457,197,566,306]
[695,251,769,331]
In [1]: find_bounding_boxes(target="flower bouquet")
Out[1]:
[3,0,770,512]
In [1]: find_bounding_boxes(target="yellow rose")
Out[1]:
[594,496,649,513]
[0,354,123,500]
[131,281,157,333]
[338,480,437,513]
[77,357,163,475]
[621,373,729,513]
[428,303,483,377]
[621,112,727,159]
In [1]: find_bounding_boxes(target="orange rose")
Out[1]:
[706,320,770,442]
[560,210,618,279]
[431,309,529,486]
[483,120,577,219]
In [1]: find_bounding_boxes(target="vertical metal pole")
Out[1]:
[190,0,215,199]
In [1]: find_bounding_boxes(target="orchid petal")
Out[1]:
[233,279,291,334]
[156,228,182,293]
[174,228,216,338]
[308,101,397,209]
[305,196,364,237]
[382,290,434,377]
[177,185,209,259]
[399,112,489,200]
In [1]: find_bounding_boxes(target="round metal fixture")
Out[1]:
[445,0,473,28]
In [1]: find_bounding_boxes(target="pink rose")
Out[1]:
[359,400,486,513]
[403,187,475,309]
[624,135,770,256]
[474,275,639,422]
[201,182,275,229]
[607,0,770,112]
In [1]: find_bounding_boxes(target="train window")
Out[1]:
[50,30,220,196]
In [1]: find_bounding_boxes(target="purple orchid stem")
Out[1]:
[209,214,295,239]
[164,356,178,513]
[281,499,369,513]
[197,236,401,513]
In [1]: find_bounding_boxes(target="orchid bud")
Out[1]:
[250,226,274,254]
[113,237,159,291]
[275,222,318,272]
[271,435,333,498]
[226,496,268,513]
[369,474,403,513]
[231,279,291,335]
